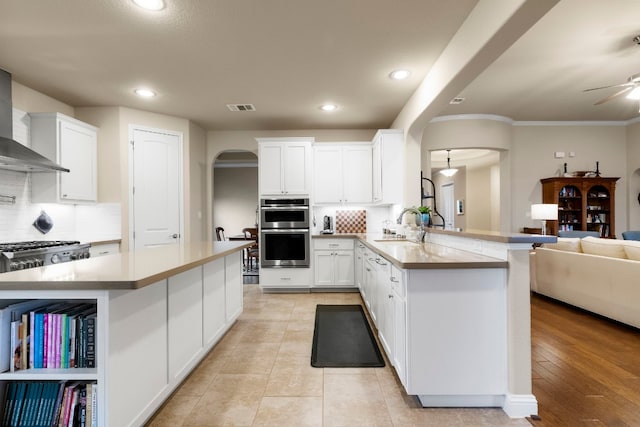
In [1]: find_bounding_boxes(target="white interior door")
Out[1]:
[440,183,455,229]
[131,127,183,249]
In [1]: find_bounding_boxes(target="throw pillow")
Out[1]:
[581,236,627,259]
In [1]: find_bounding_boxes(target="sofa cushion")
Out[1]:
[620,239,640,261]
[543,237,582,252]
[581,236,627,259]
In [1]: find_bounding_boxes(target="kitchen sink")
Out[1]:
[373,239,420,246]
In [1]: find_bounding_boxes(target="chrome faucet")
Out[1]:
[396,206,426,242]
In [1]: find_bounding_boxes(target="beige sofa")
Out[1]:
[531,236,640,328]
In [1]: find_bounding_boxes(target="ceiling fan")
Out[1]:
[584,73,640,107]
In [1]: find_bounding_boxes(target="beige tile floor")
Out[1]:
[147,285,531,426]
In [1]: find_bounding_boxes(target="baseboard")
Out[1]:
[417,394,504,408]
[502,393,538,418]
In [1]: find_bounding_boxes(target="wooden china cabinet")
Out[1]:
[540,177,619,238]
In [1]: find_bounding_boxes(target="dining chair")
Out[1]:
[242,227,259,270]
[215,227,226,241]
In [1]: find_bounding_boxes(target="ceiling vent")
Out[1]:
[226,104,256,112]
[449,97,465,105]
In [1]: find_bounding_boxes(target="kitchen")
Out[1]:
[2,0,640,425]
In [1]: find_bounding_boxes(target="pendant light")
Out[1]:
[440,150,458,177]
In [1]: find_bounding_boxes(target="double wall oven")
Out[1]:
[260,198,310,268]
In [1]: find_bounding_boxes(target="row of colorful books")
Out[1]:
[1,381,97,427]
[7,301,97,372]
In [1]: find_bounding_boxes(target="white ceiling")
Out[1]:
[1,0,640,132]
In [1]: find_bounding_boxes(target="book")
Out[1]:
[84,383,92,427]
[90,383,97,427]
[23,381,44,427]
[9,319,21,372]
[50,381,66,427]
[2,382,16,426]
[10,381,27,427]
[66,386,79,427]
[20,313,28,372]
[0,300,52,372]
[85,314,96,369]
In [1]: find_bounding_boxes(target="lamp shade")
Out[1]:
[531,204,558,221]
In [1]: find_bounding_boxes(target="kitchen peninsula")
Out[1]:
[316,229,554,418]
[0,241,251,427]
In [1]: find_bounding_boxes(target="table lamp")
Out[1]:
[531,204,558,235]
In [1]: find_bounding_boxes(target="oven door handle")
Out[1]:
[260,206,309,210]
[261,228,309,233]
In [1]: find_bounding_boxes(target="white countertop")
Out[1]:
[0,241,251,290]
[314,233,509,269]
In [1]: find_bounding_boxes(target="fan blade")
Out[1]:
[593,86,634,105]
[583,82,634,92]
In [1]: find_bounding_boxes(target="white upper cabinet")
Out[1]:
[257,137,313,197]
[313,144,372,204]
[372,129,403,205]
[30,113,98,203]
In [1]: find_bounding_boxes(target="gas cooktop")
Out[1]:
[0,241,81,253]
[0,240,90,273]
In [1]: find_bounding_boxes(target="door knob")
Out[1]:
[171,233,179,239]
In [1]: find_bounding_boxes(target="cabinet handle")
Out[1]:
[329,244,339,247]
[280,277,291,281]
[388,294,393,299]
[390,277,399,282]
[366,268,371,272]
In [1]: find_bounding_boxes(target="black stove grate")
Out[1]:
[0,241,81,252]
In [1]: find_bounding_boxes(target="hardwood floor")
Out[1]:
[530,293,640,426]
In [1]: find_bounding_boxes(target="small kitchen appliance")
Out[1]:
[321,215,334,234]
[0,241,91,273]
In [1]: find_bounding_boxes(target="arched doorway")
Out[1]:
[212,150,259,239]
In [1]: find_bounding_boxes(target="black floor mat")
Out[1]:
[311,304,385,368]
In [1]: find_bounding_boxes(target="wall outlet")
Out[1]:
[554,151,565,158]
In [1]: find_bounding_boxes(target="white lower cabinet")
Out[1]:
[0,251,245,427]
[260,267,312,290]
[358,244,505,406]
[313,239,354,287]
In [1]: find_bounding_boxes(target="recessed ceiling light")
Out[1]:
[134,88,156,98]
[320,104,338,112]
[132,0,165,11]
[389,69,410,80]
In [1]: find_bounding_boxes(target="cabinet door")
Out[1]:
[314,251,335,286]
[283,143,310,195]
[343,146,372,204]
[392,288,406,386]
[59,119,97,201]
[225,253,243,322]
[168,268,204,381]
[313,146,343,203]
[259,143,284,195]
[364,259,376,316]
[372,141,382,202]
[334,250,355,287]
[203,258,226,346]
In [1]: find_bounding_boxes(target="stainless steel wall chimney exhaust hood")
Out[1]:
[0,69,69,172]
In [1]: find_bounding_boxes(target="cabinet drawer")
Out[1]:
[390,264,405,298]
[89,242,120,257]
[313,238,354,250]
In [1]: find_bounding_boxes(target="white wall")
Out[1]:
[511,124,628,234]
[627,121,640,230]
[467,165,492,231]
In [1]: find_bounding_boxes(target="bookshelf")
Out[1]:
[540,177,619,237]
